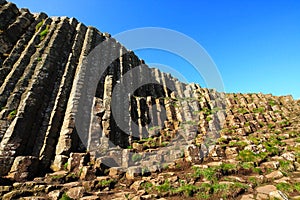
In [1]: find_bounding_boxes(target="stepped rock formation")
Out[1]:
[0,2,300,200]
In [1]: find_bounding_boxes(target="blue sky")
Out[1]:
[12,0,300,99]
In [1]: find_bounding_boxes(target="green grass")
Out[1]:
[205,116,212,122]
[229,141,248,149]
[253,107,265,113]
[63,162,68,170]
[174,183,198,197]
[59,193,73,200]
[39,25,50,40]
[248,177,260,187]
[238,108,249,114]
[97,179,115,188]
[7,110,17,120]
[238,150,267,165]
[141,182,153,193]
[268,100,277,106]
[35,19,44,32]
[156,180,172,193]
[279,160,294,173]
[239,162,254,170]
[263,142,280,156]
[276,182,294,193]
[192,166,218,183]
[220,163,237,174]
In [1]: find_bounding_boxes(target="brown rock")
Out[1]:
[7,156,39,181]
[130,180,145,191]
[48,190,61,200]
[269,190,289,200]
[281,152,296,161]
[184,144,202,163]
[109,167,125,177]
[256,185,277,195]
[66,186,85,199]
[260,161,279,170]
[240,194,255,200]
[126,166,142,180]
[80,196,100,200]
[266,171,284,180]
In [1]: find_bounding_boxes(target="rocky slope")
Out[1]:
[0,1,300,200]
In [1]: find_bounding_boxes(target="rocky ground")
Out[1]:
[1,93,299,200]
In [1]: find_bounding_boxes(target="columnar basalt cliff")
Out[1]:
[0,2,300,200]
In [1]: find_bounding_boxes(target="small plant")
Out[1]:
[40,24,50,40]
[238,108,249,114]
[276,182,294,193]
[238,150,257,162]
[127,145,133,149]
[279,120,290,127]
[240,162,254,170]
[161,141,169,147]
[149,126,161,131]
[162,163,169,170]
[59,193,73,200]
[268,100,277,106]
[7,110,17,120]
[175,163,181,169]
[141,167,149,175]
[253,107,265,113]
[238,150,267,165]
[35,19,44,32]
[267,123,276,130]
[220,163,237,174]
[263,142,280,156]
[131,153,142,162]
[174,183,198,197]
[279,160,294,173]
[156,180,172,193]
[205,116,212,122]
[248,176,260,187]
[294,183,300,192]
[63,162,69,170]
[36,57,42,62]
[97,179,115,188]
[229,141,247,149]
[141,182,153,193]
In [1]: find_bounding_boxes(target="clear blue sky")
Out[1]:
[12,0,300,99]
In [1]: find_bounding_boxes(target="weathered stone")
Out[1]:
[266,171,284,180]
[184,144,202,163]
[126,166,142,180]
[51,155,69,172]
[48,190,61,200]
[240,194,255,200]
[79,166,96,181]
[256,185,277,195]
[67,153,90,172]
[109,167,125,177]
[130,180,145,191]
[269,190,289,200]
[260,161,279,170]
[66,186,85,199]
[80,196,100,200]
[7,156,39,181]
[281,152,295,161]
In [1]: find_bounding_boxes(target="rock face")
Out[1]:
[1,2,300,200]
[0,1,226,178]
